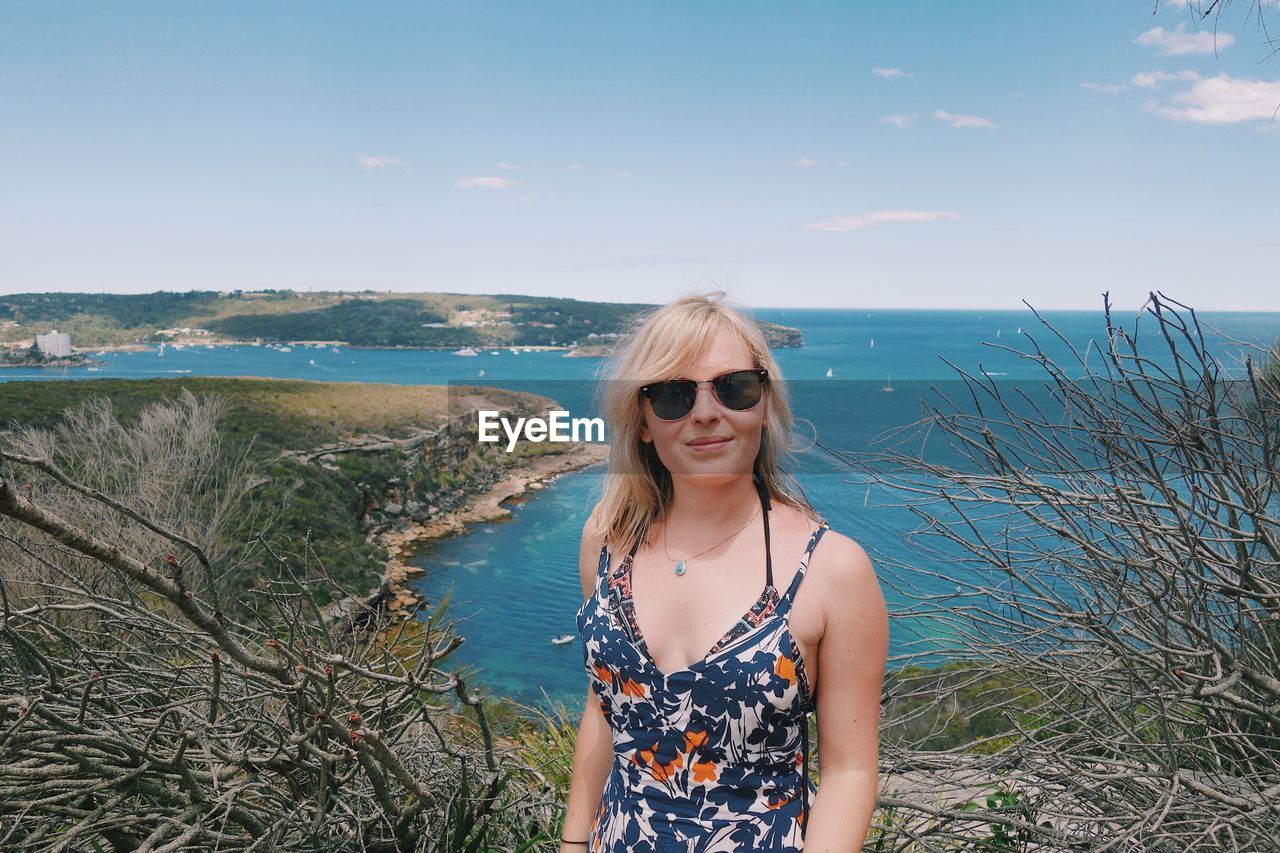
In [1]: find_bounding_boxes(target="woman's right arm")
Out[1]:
[558,507,614,852]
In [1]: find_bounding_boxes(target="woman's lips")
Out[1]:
[687,437,731,452]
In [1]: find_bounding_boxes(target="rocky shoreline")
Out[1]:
[367,441,610,618]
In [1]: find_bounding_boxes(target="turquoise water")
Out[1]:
[10,307,1280,707]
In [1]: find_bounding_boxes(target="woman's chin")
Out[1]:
[669,466,752,484]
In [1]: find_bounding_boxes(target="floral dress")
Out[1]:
[575,490,829,852]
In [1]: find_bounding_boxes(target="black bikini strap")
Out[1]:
[755,474,773,589]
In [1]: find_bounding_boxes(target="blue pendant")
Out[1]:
[674,560,686,576]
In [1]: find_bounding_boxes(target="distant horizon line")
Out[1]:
[1,288,1277,314]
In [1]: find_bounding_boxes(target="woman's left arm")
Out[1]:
[803,534,889,850]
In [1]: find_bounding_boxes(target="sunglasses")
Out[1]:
[638,368,769,421]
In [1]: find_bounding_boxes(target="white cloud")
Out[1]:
[1131,69,1202,88]
[872,67,910,80]
[933,109,998,129]
[878,113,917,128]
[1081,70,1202,94]
[1136,22,1233,56]
[456,176,511,189]
[804,210,962,232]
[795,158,817,167]
[358,155,407,171]
[1080,81,1129,94]
[1151,73,1280,124]
[497,161,513,170]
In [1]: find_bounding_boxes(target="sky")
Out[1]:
[1,1,1278,311]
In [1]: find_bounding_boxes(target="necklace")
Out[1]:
[662,501,761,576]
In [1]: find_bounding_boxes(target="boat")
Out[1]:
[551,635,574,645]
[478,369,485,377]
[522,347,532,352]
[157,343,165,357]
[86,366,101,372]
[453,347,478,357]
[490,350,500,356]
[279,346,292,353]
[308,359,316,366]
[825,368,833,378]
[882,374,894,393]
[996,329,1000,338]
[869,337,874,348]
[331,347,342,354]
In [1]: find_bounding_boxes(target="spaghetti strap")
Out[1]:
[757,475,774,589]
[781,520,830,605]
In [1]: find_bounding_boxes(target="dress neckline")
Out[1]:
[609,516,828,681]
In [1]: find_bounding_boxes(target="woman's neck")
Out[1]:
[662,474,760,535]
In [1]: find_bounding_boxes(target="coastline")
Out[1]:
[62,340,580,354]
[372,441,610,615]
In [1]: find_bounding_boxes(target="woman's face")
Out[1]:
[638,326,768,485]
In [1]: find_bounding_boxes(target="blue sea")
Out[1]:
[10,307,1280,707]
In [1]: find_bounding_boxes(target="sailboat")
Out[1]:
[882,374,894,393]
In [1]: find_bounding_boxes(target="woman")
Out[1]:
[561,292,888,851]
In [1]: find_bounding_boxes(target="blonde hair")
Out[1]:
[590,290,816,551]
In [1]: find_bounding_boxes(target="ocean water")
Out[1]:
[9,307,1280,707]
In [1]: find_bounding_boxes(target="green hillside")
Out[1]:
[0,290,802,350]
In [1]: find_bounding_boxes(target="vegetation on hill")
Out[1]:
[0,390,560,850]
[0,289,804,351]
[0,377,564,613]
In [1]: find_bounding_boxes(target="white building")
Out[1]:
[35,330,73,357]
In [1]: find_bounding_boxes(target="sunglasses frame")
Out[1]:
[638,368,770,421]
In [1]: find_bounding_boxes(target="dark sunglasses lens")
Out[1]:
[650,382,696,419]
[715,371,763,410]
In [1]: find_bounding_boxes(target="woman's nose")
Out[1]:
[689,386,721,421]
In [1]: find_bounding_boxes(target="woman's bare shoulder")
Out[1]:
[806,522,878,602]
[776,502,826,536]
